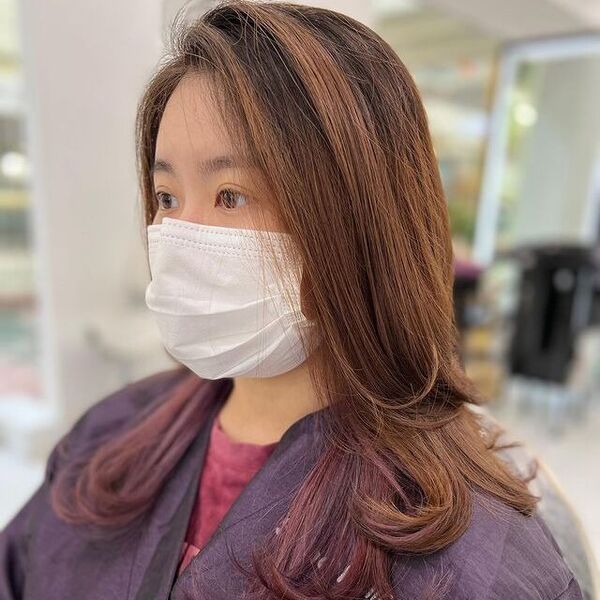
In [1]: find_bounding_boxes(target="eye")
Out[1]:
[215,188,248,210]
[156,192,179,211]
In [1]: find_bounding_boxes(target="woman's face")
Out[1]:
[152,74,281,231]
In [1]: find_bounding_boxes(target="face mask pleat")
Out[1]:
[144,217,312,379]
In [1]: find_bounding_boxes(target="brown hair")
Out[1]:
[51,2,537,598]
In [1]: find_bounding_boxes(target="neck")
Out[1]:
[217,359,320,445]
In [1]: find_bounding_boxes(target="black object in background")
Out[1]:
[508,244,598,383]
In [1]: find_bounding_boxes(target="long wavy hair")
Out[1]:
[51,2,538,598]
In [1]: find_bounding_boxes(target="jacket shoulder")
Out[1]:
[391,492,582,600]
[0,366,191,600]
[47,366,191,481]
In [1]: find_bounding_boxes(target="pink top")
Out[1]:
[176,412,279,577]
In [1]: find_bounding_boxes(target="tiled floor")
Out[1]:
[489,388,600,568]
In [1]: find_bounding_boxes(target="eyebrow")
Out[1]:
[152,154,255,177]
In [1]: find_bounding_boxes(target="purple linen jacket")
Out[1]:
[0,367,583,600]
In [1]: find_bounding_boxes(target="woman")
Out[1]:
[0,1,582,598]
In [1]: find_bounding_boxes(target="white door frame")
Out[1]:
[473,34,600,266]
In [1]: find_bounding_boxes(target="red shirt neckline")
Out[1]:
[210,412,279,471]
[177,410,280,578]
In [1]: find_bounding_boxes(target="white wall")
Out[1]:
[18,0,171,448]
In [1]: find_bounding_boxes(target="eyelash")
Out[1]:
[216,188,249,210]
[155,188,249,211]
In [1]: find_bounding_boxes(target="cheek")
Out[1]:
[233,203,286,233]
[253,202,288,233]
[258,209,286,233]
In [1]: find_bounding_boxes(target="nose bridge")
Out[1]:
[178,177,208,225]
[179,203,206,225]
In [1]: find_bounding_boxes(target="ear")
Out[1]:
[300,269,317,321]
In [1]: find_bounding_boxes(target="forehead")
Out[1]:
[156,74,231,156]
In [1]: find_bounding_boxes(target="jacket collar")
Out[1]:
[129,376,327,599]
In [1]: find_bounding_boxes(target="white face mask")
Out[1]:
[144,217,313,379]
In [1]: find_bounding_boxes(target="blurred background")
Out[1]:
[1,0,600,589]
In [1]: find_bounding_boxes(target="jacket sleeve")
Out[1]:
[555,577,584,600]
[0,380,139,599]
[0,439,63,600]
[0,366,188,600]
[0,382,137,600]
